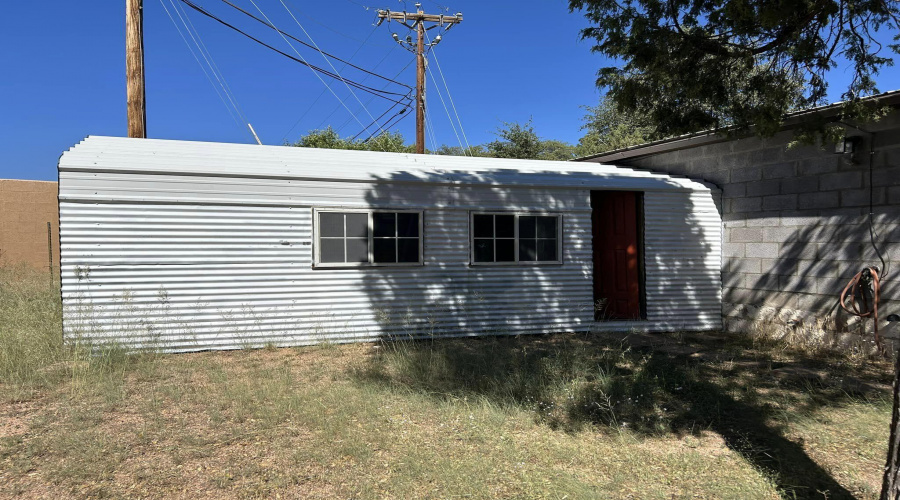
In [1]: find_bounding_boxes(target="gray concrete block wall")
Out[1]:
[622,113,900,337]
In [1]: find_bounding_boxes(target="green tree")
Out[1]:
[568,0,900,140]
[486,120,577,160]
[290,127,414,153]
[576,95,658,156]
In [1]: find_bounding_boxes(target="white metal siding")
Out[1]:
[58,136,721,351]
[642,191,723,330]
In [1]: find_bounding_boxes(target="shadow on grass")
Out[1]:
[355,332,891,499]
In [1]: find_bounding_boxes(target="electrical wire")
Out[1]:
[276,0,391,139]
[282,0,383,46]
[424,30,470,152]
[159,0,251,140]
[281,25,380,143]
[177,0,411,104]
[336,57,415,136]
[216,0,410,89]
[172,0,258,140]
[362,105,412,143]
[423,51,465,154]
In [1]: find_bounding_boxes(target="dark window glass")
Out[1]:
[319,213,345,238]
[346,238,369,263]
[537,240,557,261]
[518,216,536,239]
[397,239,419,263]
[319,239,345,263]
[373,238,396,263]
[474,213,559,264]
[495,215,515,238]
[473,214,493,238]
[345,213,368,238]
[373,212,395,238]
[536,217,557,238]
[473,239,493,262]
[519,239,537,261]
[397,213,419,237]
[496,239,515,262]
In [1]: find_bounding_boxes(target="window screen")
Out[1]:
[472,213,561,264]
[318,212,369,264]
[316,211,422,266]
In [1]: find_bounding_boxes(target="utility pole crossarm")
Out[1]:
[376,4,462,154]
[376,11,462,24]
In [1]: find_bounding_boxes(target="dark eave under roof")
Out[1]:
[575,89,900,164]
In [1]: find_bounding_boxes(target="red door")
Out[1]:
[591,191,642,320]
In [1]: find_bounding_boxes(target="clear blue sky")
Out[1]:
[1,1,898,181]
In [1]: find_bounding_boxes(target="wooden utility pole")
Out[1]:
[126,0,147,138]
[377,4,462,154]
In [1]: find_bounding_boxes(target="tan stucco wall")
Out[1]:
[0,179,59,271]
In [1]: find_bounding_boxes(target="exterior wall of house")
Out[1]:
[601,113,900,338]
[0,179,59,272]
[57,136,722,351]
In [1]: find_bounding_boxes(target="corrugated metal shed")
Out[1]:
[58,136,722,352]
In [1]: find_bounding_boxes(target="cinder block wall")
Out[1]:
[0,180,59,272]
[617,114,900,336]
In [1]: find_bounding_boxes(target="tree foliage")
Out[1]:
[576,95,658,156]
[292,121,579,161]
[569,0,900,139]
[485,120,577,160]
[290,127,414,153]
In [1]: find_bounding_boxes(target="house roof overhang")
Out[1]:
[575,90,900,164]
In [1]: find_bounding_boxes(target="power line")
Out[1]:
[277,0,391,139]
[336,57,415,136]
[216,0,411,89]
[424,30,470,152]
[172,0,257,140]
[177,0,411,104]
[424,56,465,154]
[242,0,386,150]
[159,0,250,140]
[281,25,381,143]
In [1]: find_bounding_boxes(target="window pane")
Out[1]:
[473,214,493,238]
[495,215,515,238]
[537,239,558,261]
[519,239,537,261]
[319,213,344,238]
[397,213,419,237]
[373,212,395,238]
[537,216,558,238]
[346,213,369,238]
[397,239,419,263]
[346,238,369,263]
[319,238,345,263]
[373,239,396,263]
[496,239,515,262]
[473,239,494,262]
[518,216,536,239]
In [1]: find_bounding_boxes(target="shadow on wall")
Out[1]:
[355,164,719,340]
[358,168,593,340]
[726,216,899,342]
[635,188,720,329]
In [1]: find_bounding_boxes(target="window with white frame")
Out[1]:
[471,213,562,264]
[315,210,423,266]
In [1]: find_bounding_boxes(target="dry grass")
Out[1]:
[0,266,894,499]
